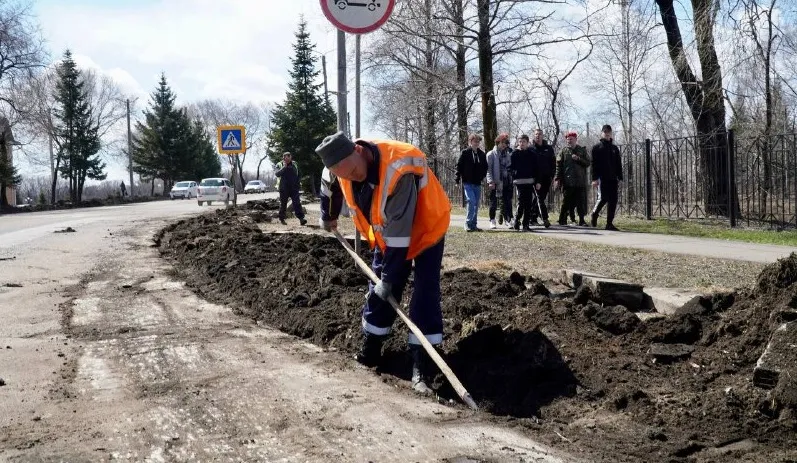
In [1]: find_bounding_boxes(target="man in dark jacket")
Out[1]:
[554,131,590,226]
[590,125,623,231]
[510,134,536,232]
[528,129,555,228]
[275,151,307,226]
[456,133,488,232]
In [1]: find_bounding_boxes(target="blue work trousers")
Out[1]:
[361,239,445,345]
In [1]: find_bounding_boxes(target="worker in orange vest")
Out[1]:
[316,131,452,394]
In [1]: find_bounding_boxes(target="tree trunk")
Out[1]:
[477,0,498,151]
[656,0,733,216]
[453,0,468,151]
[423,0,438,158]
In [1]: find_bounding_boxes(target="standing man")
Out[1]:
[528,129,555,228]
[316,132,451,395]
[120,181,127,197]
[275,151,307,226]
[510,134,536,232]
[554,131,591,226]
[455,134,488,232]
[485,132,514,229]
[590,125,623,231]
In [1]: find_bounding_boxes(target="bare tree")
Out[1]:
[0,0,47,117]
[655,0,732,215]
[190,100,270,190]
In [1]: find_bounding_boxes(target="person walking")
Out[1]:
[590,125,623,231]
[528,128,555,228]
[316,131,451,394]
[455,134,488,232]
[485,132,514,229]
[510,134,536,232]
[275,151,307,226]
[554,131,591,226]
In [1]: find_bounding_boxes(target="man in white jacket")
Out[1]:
[485,132,514,229]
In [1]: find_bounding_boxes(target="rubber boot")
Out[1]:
[410,344,437,395]
[355,333,385,367]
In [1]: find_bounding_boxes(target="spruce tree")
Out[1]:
[133,74,222,190]
[54,50,105,203]
[270,19,337,193]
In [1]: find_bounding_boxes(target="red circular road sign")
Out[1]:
[320,0,396,34]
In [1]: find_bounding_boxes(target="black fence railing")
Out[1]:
[430,130,797,229]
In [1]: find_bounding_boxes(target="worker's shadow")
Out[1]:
[437,325,579,417]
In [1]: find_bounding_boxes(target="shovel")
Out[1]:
[331,229,478,411]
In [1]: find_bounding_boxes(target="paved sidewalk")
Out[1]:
[449,214,794,264]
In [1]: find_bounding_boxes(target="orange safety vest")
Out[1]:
[338,140,451,260]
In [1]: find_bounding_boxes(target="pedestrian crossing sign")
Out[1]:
[217,125,246,154]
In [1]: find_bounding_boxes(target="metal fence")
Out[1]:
[431,130,797,229]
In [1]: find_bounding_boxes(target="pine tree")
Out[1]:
[189,118,222,180]
[53,50,105,203]
[133,74,222,190]
[270,19,337,193]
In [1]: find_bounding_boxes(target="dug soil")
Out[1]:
[155,207,797,463]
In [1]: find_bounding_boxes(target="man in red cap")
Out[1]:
[554,131,591,226]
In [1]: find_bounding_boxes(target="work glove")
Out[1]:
[373,280,393,302]
[319,218,337,232]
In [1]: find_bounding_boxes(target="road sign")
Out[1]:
[320,0,395,34]
[217,125,246,155]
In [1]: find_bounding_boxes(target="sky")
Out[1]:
[29,0,362,182]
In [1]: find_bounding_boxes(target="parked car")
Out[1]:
[197,178,235,206]
[169,181,198,200]
[243,180,267,194]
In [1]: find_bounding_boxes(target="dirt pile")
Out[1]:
[155,209,797,461]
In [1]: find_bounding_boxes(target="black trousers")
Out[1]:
[559,186,587,223]
[514,184,535,228]
[592,181,618,225]
[529,180,551,222]
[279,189,305,220]
[488,183,514,222]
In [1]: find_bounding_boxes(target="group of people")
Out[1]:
[310,124,623,397]
[455,124,624,232]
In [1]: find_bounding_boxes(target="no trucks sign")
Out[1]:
[320,0,396,34]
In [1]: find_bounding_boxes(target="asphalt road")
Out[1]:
[0,196,575,462]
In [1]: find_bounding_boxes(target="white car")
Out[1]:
[197,178,235,206]
[169,181,197,200]
[243,180,267,194]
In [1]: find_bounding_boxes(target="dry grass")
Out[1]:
[273,209,765,292]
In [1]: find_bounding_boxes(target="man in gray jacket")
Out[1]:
[275,151,307,226]
[485,132,514,229]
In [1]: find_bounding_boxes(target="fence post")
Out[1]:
[727,129,737,227]
[645,138,652,220]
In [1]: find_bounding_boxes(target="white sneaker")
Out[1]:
[489,220,497,229]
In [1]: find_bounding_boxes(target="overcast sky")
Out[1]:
[29,0,357,181]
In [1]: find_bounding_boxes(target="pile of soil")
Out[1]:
[155,208,797,462]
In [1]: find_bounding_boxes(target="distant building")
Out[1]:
[1,117,16,207]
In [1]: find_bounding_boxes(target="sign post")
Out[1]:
[217,125,246,208]
[320,0,395,254]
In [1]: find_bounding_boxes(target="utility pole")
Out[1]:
[127,99,134,197]
[337,30,361,253]
[322,55,330,106]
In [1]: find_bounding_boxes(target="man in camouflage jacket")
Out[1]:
[554,131,591,226]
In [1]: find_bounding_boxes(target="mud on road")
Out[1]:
[156,207,797,463]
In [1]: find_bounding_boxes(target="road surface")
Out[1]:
[0,197,574,462]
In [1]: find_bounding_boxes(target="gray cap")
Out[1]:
[315,131,356,168]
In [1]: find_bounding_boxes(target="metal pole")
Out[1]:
[127,99,134,197]
[336,31,347,135]
[355,34,361,139]
[645,138,652,220]
[727,129,736,227]
[337,30,362,253]
[321,55,330,106]
[232,156,238,208]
